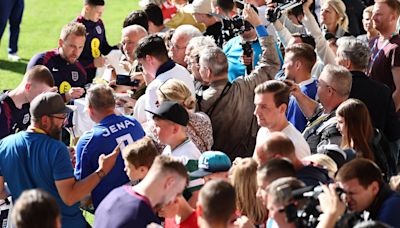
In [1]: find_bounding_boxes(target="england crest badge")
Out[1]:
[23,113,30,125]
[71,71,79,81]
[96,25,102,34]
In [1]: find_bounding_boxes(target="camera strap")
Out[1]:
[204,82,232,117]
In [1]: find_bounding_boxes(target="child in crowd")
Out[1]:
[122,136,160,184]
[12,189,61,228]
[147,101,201,164]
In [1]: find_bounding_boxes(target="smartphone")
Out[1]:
[116,74,140,87]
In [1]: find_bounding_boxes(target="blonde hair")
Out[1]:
[302,154,338,179]
[229,158,268,225]
[60,22,86,41]
[363,5,374,15]
[157,79,196,111]
[324,0,349,31]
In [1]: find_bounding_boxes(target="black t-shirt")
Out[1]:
[0,94,30,139]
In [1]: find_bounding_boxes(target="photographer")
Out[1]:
[336,159,400,227]
[317,184,346,228]
[185,0,224,47]
[223,5,263,82]
[266,0,306,38]
[196,3,280,159]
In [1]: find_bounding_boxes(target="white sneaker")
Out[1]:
[8,53,21,62]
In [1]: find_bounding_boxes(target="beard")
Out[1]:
[48,126,62,140]
[47,119,62,140]
[37,118,63,141]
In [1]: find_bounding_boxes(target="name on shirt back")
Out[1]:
[102,120,136,137]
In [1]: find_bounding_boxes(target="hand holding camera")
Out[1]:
[318,184,346,219]
[243,4,262,27]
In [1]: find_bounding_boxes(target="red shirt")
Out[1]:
[164,211,198,228]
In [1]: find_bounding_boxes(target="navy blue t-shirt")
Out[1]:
[94,185,161,228]
[0,94,30,139]
[27,49,87,94]
[376,191,400,227]
[75,16,115,82]
[74,114,145,209]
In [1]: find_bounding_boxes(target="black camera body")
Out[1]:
[221,15,253,43]
[279,185,365,228]
[266,0,304,23]
[241,41,253,74]
[241,41,253,57]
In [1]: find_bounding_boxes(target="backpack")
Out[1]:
[371,129,398,182]
[304,113,342,154]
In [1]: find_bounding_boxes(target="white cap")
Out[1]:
[184,0,212,14]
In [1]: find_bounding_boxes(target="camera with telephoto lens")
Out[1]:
[220,15,254,43]
[267,0,304,23]
[279,185,367,228]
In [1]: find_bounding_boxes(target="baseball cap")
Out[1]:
[190,151,232,178]
[146,101,189,126]
[30,92,76,118]
[184,0,212,14]
[317,144,347,168]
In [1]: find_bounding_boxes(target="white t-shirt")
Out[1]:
[145,64,195,120]
[162,139,201,165]
[133,95,147,124]
[256,123,311,159]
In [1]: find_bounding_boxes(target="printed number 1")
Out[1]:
[115,134,134,151]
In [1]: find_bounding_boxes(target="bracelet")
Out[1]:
[96,169,106,179]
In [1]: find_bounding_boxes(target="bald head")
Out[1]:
[121,25,148,61]
[254,132,295,166]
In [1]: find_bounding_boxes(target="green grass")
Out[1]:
[0,0,139,91]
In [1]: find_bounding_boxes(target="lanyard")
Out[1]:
[368,38,391,75]
[27,126,47,135]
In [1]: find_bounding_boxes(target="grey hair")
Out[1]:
[323,64,352,98]
[336,37,371,70]
[173,24,202,41]
[122,24,148,37]
[187,36,217,59]
[199,47,228,76]
[187,36,217,51]
[87,84,116,111]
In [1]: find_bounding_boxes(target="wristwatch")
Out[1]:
[96,169,106,179]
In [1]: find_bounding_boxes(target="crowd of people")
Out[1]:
[2,0,400,227]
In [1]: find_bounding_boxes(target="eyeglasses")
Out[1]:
[48,114,68,120]
[316,79,337,92]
